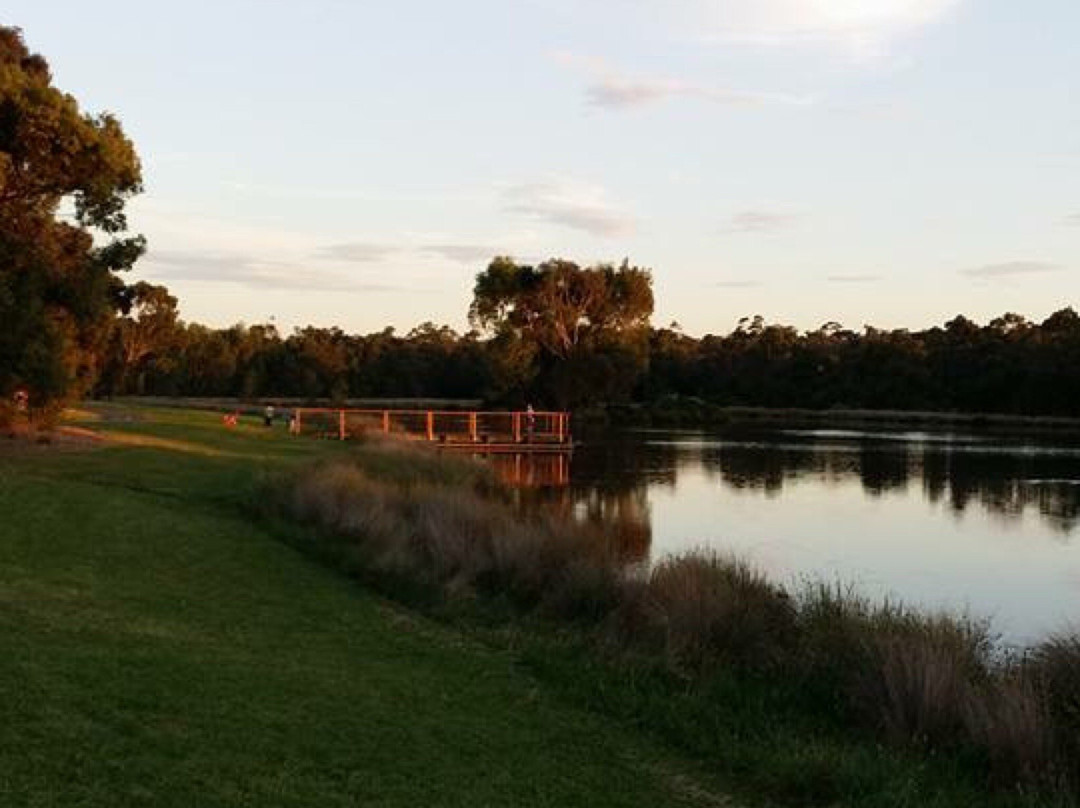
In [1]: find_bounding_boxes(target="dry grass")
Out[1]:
[626,552,796,673]
[1029,630,1080,785]
[273,446,1080,796]
[287,456,624,620]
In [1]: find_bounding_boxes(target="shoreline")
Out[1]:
[589,402,1080,434]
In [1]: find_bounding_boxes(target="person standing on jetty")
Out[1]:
[263,404,275,427]
[525,404,536,442]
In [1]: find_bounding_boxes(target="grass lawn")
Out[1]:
[0,406,732,807]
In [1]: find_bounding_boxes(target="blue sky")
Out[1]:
[10,0,1079,334]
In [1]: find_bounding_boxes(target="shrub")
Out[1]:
[640,552,796,674]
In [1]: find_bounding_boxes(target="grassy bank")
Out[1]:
[0,406,738,807]
[269,447,1080,807]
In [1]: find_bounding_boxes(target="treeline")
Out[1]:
[644,311,1080,416]
[102,301,1080,417]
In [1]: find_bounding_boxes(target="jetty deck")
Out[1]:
[293,408,572,451]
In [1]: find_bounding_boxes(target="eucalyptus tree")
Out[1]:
[0,26,143,414]
[469,257,654,405]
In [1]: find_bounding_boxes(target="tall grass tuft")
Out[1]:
[1029,630,1080,784]
[636,552,796,674]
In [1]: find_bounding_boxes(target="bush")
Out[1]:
[637,553,796,674]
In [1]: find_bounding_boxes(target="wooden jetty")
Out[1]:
[292,408,572,452]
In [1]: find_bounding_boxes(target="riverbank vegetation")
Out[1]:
[269,442,1080,806]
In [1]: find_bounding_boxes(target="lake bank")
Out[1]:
[586,401,1080,435]
[8,404,1074,807]
[268,432,1079,807]
[102,396,1080,435]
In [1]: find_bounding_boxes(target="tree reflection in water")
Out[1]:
[483,427,1080,571]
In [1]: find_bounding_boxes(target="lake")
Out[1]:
[495,425,1080,645]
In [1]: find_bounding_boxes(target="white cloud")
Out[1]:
[317,242,398,262]
[587,74,814,110]
[698,0,963,59]
[422,244,498,264]
[502,180,635,238]
[960,261,1064,279]
[556,53,812,110]
[143,249,404,292]
[723,210,800,233]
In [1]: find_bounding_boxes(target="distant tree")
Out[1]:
[469,257,654,406]
[98,283,180,395]
[0,26,143,413]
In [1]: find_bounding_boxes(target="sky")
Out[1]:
[9,0,1079,335]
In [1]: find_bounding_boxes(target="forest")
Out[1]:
[96,282,1080,417]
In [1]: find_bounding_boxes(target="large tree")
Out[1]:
[0,26,143,416]
[469,257,654,406]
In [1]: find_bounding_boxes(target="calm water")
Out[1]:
[497,425,1080,645]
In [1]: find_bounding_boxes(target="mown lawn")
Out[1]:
[0,406,730,807]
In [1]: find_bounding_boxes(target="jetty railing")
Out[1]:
[292,408,571,448]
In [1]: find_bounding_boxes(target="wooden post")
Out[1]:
[339,410,345,441]
[513,412,521,443]
[469,412,478,442]
[296,409,303,435]
[382,410,389,434]
[426,411,435,442]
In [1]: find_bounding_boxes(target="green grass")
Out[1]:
[0,406,732,807]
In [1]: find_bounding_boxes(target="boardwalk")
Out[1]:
[293,408,572,451]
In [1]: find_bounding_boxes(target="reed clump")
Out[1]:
[273,446,1080,797]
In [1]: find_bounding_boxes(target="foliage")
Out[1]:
[470,257,654,407]
[0,26,144,409]
[105,305,1080,418]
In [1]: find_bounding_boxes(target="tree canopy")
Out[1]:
[469,257,654,406]
[0,25,143,413]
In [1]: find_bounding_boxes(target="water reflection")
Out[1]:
[616,429,1080,534]
[486,426,1080,642]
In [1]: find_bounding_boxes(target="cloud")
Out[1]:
[317,242,398,262]
[697,0,963,59]
[587,75,814,110]
[502,180,635,238]
[1059,213,1080,227]
[723,210,800,233]
[422,244,497,264]
[960,261,1064,279]
[556,53,812,110]
[827,273,881,283]
[143,249,404,292]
